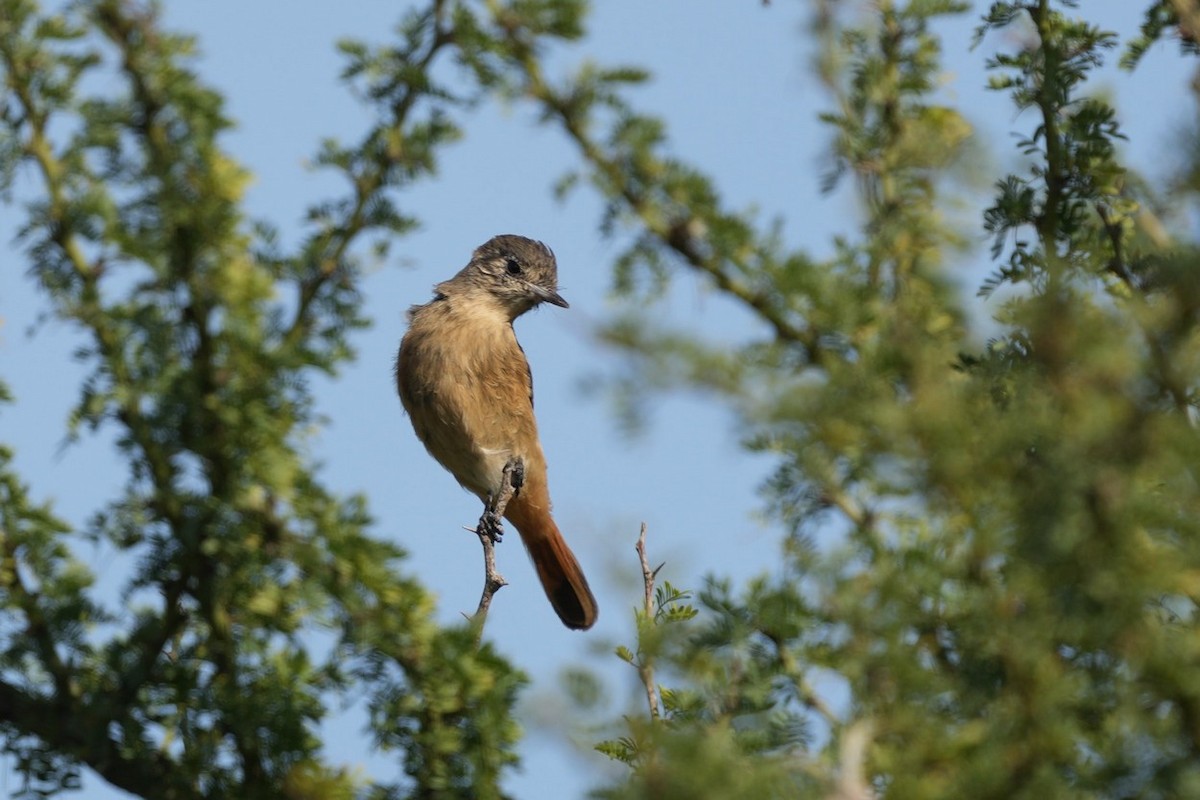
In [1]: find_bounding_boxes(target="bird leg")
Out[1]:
[468,457,523,638]
[478,457,524,543]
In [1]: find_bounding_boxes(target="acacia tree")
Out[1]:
[0,1,526,797]
[2,1,1200,799]
[544,1,1200,798]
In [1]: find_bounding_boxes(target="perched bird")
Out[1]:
[395,235,598,630]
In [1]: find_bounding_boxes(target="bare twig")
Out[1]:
[467,457,523,640]
[635,522,663,721]
[636,522,657,618]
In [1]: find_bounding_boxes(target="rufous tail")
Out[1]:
[505,502,598,630]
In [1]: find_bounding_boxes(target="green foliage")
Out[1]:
[1123,0,1200,69]
[4,0,1200,799]
[977,3,1125,295]
[1,1,535,797]
[595,568,826,799]
[472,0,1200,798]
[594,564,823,798]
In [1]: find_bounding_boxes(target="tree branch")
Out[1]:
[491,15,822,361]
[1030,0,1065,275]
[467,457,523,640]
[0,682,200,800]
[635,522,663,722]
[284,0,456,349]
[825,719,875,800]
[0,537,73,701]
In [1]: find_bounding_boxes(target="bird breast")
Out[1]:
[397,296,543,500]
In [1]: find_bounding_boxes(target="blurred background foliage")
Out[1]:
[1,0,1198,798]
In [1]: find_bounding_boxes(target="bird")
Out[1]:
[395,235,598,630]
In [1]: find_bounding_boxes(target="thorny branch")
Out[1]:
[636,522,663,722]
[467,456,523,641]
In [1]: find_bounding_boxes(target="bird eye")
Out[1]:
[505,257,522,276]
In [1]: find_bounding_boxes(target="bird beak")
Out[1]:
[529,283,569,308]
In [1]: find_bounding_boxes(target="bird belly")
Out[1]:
[398,323,534,502]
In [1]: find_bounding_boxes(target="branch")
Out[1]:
[769,628,840,731]
[467,457,522,641]
[1096,203,1137,291]
[0,682,200,800]
[825,719,876,800]
[285,0,456,348]
[635,522,663,722]
[0,537,73,701]
[492,18,822,361]
[1095,203,1195,415]
[1029,0,1065,272]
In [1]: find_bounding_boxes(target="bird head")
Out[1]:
[454,234,568,318]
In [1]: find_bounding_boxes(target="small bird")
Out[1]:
[395,235,598,630]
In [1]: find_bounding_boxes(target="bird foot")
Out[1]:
[476,456,525,544]
[479,509,505,544]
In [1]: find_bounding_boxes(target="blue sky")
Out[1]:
[0,2,1193,798]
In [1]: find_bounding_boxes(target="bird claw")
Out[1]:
[480,509,505,543]
[476,456,524,544]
